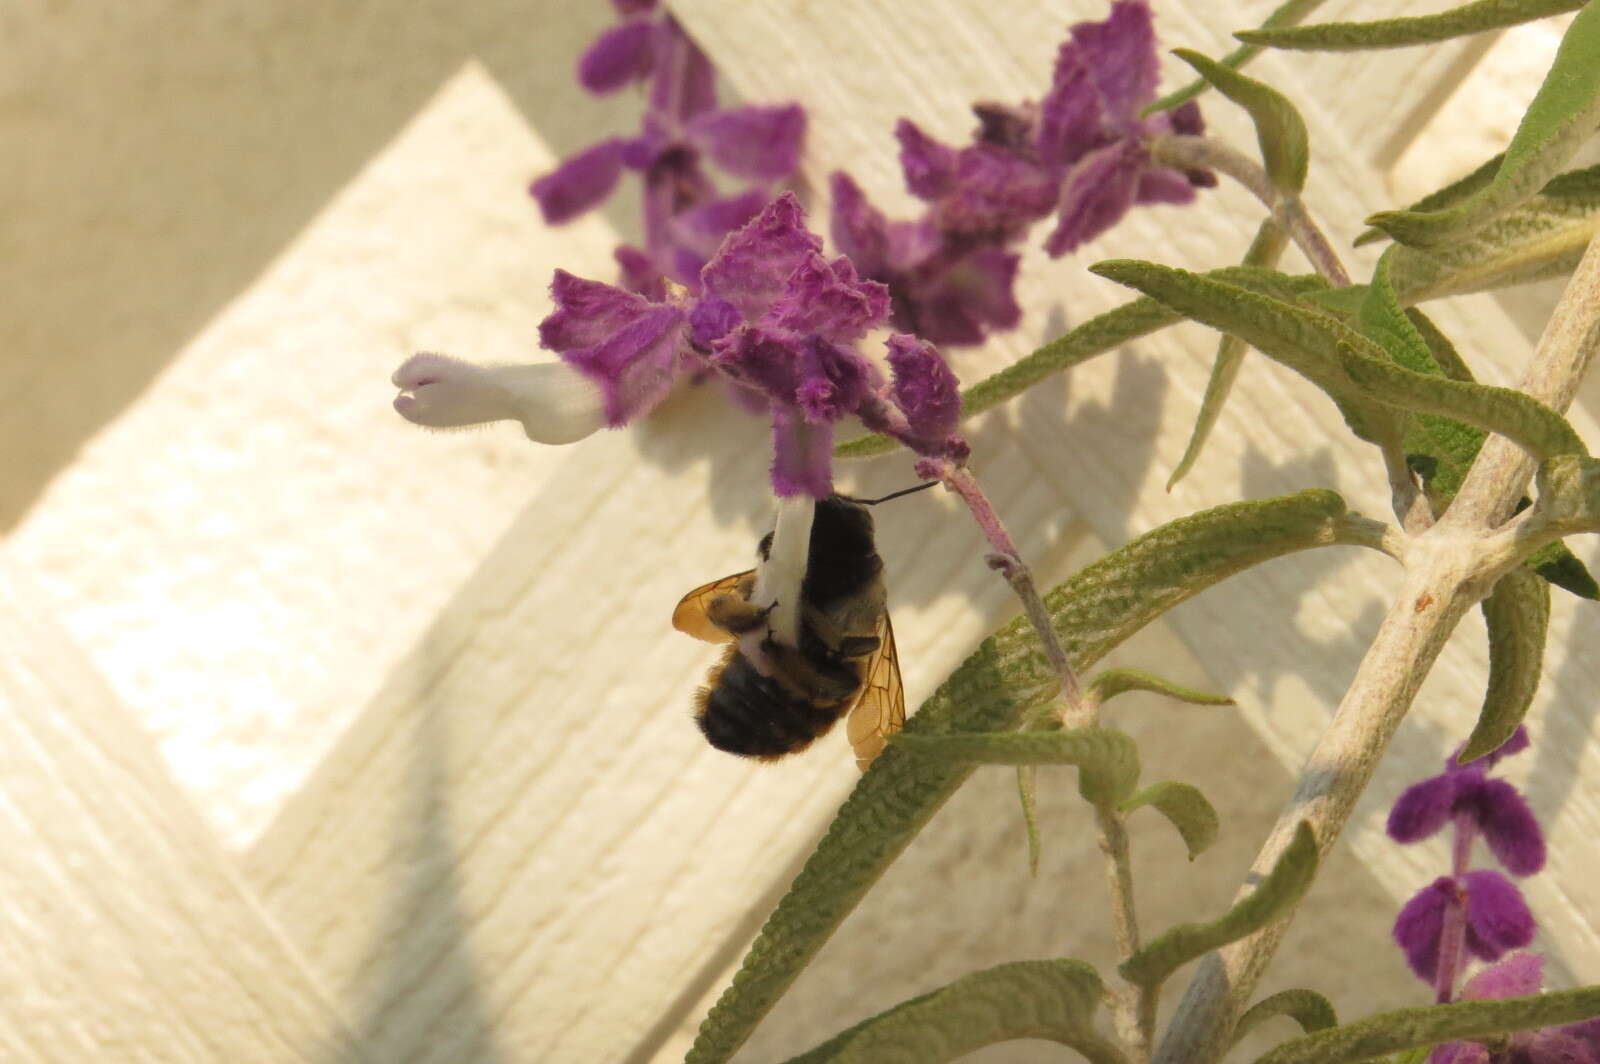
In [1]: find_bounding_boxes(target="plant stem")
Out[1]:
[1095,804,1153,1060]
[926,460,1091,727]
[1153,233,1600,1064]
[1148,135,1350,287]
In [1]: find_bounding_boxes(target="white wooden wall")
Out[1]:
[5,2,1597,1062]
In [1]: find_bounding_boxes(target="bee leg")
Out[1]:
[707,593,774,635]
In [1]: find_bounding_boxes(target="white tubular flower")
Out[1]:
[391,353,606,444]
[746,494,816,651]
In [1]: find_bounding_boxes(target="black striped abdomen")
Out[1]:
[695,651,860,759]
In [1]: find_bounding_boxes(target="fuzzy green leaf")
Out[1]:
[1173,50,1309,193]
[1231,989,1339,1046]
[1237,0,1585,51]
[1529,540,1600,598]
[1462,567,1551,762]
[1017,767,1042,877]
[1355,153,1506,246]
[1120,781,1220,859]
[1253,984,1600,1063]
[1386,169,1600,302]
[1121,822,1318,989]
[1093,259,1586,460]
[685,490,1353,1064]
[782,959,1126,1064]
[835,268,1331,459]
[1145,0,1329,115]
[893,729,1140,807]
[1089,668,1235,708]
[1366,2,1600,247]
[1170,221,1291,490]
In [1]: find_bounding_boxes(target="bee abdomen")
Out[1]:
[696,655,848,759]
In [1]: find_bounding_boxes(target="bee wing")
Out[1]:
[845,613,906,772]
[671,570,755,644]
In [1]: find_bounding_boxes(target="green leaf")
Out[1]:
[1017,767,1041,877]
[781,959,1126,1064]
[1461,567,1550,762]
[1092,260,1587,459]
[1088,668,1235,708]
[1366,2,1600,248]
[1355,153,1505,246]
[1386,170,1600,302]
[834,268,1332,459]
[1120,781,1220,859]
[1172,50,1309,193]
[1121,822,1317,989]
[893,729,1140,807]
[1237,0,1585,51]
[1530,539,1600,597]
[1253,984,1600,1064]
[1231,989,1338,1046]
[685,489,1353,1064]
[1170,221,1291,490]
[1145,0,1329,115]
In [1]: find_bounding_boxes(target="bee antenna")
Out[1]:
[843,482,939,506]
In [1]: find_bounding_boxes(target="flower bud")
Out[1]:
[391,353,606,444]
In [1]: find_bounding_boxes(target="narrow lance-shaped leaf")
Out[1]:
[686,489,1353,1064]
[1170,220,1290,490]
[1237,0,1586,51]
[835,268,1332,459]
[1088,667,1235,708]
[1462,567,1550,762]
[1253,984,1600,1064]
[1120,781,1220,859]
[1121,822,1318,989]
[1355,152,1505,247]
[1017,767,1042,877]
[1230,989,1338,1046]
[1172,49,1309,193]
[781,960,1126,1064]
[1386,167,1600,303]
[893,729,1140,807]
[1145,0,1329,115]
[1366,2,1600,248]
[1092,260,1586,460]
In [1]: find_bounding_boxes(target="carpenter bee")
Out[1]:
[673,490,924,770]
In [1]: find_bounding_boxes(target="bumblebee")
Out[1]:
[673,494,907,770]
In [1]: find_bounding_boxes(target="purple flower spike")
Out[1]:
[686,104,806,181]
[539,270,690,426]
[700,193,824,320]
[1069,0,1160,133]
[530,139,627,224]
[1434,954,1600,1064]
[578,20,656,94]
[1045,139,1145,255]
[768,254,891,343]
[896,120,960,200]
[1463,869,1535,961]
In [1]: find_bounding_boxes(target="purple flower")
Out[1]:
[1394,872,1535,983]
[1388,727,1546,877]
[529,10,805,296]
[1427,955,1600,1064]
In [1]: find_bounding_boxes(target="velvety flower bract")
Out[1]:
[1394,871,1535,983]
[577,20,655,93]
[530,139,627,224]
[1428,954,1600,1064]
[1395,877,1455,983]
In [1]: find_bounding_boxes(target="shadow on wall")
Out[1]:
[4,0,637,534]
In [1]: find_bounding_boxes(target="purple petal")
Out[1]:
[1388,773,1462,844]
[1072,0,1160,130]
[1135,167,1199,205]
[885,217,942,271]
[1044,139,1143,256]
[939,142,1063,237]
[1169,99,1206,137]
[700,192,823,321]
[689,295,742,348]
[1427,1044,1488,1064]
[1037,41,1110,167]
[615,245,666,301]
[972,101,1037,152]
[559,303,687,425]
[664,188,770,267]
[795,337,873,422]
[829,171,890,277]
[530,139,626,224]
[1463,870,1535,961]
[1461,952,1544,1000]
[766,253,890,343]
[771,405,833,498]
[710,325,804,404]
[922,247,1022,343]
[1552,1018,1600,1061]
[1467,778,1546,876]
[650,19,717,121]
[896,119,959,200]
[540,270,660,352]
[612,0,655,13]
[886,334,962,452]
[577,21,655,94]
[1523,1027,1600,1064]
[686,104,806,181]
[1396,877,1457,982]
